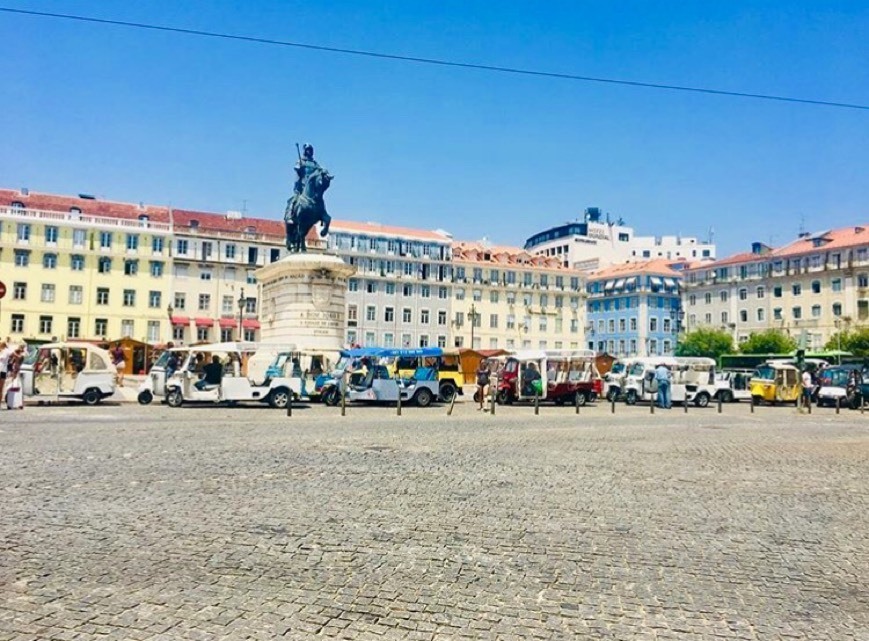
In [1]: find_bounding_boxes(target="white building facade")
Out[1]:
[525,207,716,271]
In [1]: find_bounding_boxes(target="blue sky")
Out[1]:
[1,1,867,256]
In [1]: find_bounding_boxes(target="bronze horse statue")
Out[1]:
[284,166,332,253]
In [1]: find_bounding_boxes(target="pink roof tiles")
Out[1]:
[0,189,172,223]
[773,226,869,259]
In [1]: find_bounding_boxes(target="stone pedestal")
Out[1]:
[256,252,356,351]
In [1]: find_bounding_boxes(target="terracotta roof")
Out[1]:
[773,226,869,259]
[451,240,574,272]
[329,220,451,242]
[0,189,172,223]
[173,208,284,237]
[588,258,681,280]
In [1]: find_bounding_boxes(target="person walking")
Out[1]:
[655,362,672,409]
[5,345,25,410]
[0,340,11,409]
[476,360,491,410]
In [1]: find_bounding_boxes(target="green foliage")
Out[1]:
[739,329,797,355]
[675,327,734,361]
[825,327,869,356]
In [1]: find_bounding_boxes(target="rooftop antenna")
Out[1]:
[798,213,805,236]
[241,199,248,216]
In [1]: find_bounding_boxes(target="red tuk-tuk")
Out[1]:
[497,349,601,405]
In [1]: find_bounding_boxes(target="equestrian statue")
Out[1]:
[284,143,333,252]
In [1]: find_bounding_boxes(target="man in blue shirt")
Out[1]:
[655,363,672,409]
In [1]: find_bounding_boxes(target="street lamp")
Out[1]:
[237,288,246,341]
[669,302,685,352]
[468,303,477,350]
[166,303,174,344]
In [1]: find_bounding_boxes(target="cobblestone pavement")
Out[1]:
[1,401,868,640]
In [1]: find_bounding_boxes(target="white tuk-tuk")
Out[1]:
[20,341,117,405]
[265,349,336,401]
[137,346,189,404]
[344,347,442,407]
[624,356,726,407]
[164,342,302,409]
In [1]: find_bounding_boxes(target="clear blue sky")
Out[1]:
[1,1,867,256]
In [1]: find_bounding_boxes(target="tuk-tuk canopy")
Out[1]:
[378,347,443,358]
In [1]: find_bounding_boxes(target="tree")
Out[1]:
[675,327,734,361]
[825,327,869,356]
[739,329,797,355]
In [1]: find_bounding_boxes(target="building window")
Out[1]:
[197,326,210,342]
[489,314,498,329]
[200,270,212,281]
[858,274,869,288]
[773,308,782,320]
[739,309,748,322]
[148,321,161,343]
[811,280,821,294]
[811,305,821,318]
[225,244,236,259]
[95,318,108,337]
[473,289,482,302]
[833,302,843,316]
[99,231,112,249]
[72,229,86,247]
[455,288,464,300]
[348,279,359,292]
[384,307,395,322]
[96,288,109,305]
[42,253,58,269]
[174,293,186,310]
[419,335,429,347]
[152,237,164,253]
[11,314,24,334]
[123,290,136,307]
[704,292,712,304]
[124,259,139,276]
[41,284,56,303]
[649,317,658,332]
[126,234,139,251]
[150,261,164,277]
[67,317,81,339]
[757,308,765,321]
[490,290,499,303]
[420,309,430,324]
[14,250,30,267]
[71,254,85,271]
[243,329,256,342]
[421,285,430,298]
[438,286,448,299]
[720,291,728,302]
[366,280,377,294]
[663,318,671,333]
[39,315,53,334]
[773,286,782,298]
[44,226,59,244]
[832,278,842,292]
[149,291,162,308]
[721,311,729,324]
[366,306,376,322]
[68,285,83,305]
[438,310,447,326]
[738,288,747,301]
[756,287,765,299]
[98,257,112,273]
[246,271,256,285]
[177,239,188,255]
[792,283,801,296]
[198,294,210,311]
[12,282,26,300]
[792,306,802,320]
[385,282,396,295]
[172,325,185,341]
[16,223,31,242]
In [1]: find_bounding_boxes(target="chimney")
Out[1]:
[20,187,29,196]
[856,226,865,234]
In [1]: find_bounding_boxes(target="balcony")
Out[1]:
[1,205,172,233]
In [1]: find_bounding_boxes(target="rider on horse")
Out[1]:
[284,143,333,252]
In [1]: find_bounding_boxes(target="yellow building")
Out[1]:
[450,241,586,351]
[1,189,173,344]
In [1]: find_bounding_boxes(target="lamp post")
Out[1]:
[237,288,246,341]
[834,318,842,364]
[669,302,685,353]
[469,303,477,351]
[166,303,174,344]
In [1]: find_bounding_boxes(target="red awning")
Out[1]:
[242,318,261,329]
[170,316,190,326]
[194,317,214,327]
[218,318,237,329]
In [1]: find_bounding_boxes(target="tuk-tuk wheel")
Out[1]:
[496,389,512,405]
[625,390,638,405]
[438,383,457,403]
[323,387,340,407]
[268,387,291,409]
[82,388,101,406]
[414,387,434,408]
[606,388,619,402]
[694,392,710,408]
[575,391,588,407]
[137,390,154,405]
[166,390,184,408]
[716,390,733,404]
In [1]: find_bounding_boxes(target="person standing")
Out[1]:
[111,344,126,387]
[801,368,814,411]
[5,345,25,410]
[0,340,11,408]
[476,360,491,410]
[655,363,672,409]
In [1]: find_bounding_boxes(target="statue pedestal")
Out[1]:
[256,252,356,352]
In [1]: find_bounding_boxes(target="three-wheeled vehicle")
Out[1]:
[20,341,117,405]
[715,370,753,402]
[749,361,802,405]
[602,358,643,402]
[496,350,600,405]
[814,364,864,407]
[623,357,726,407]
[622,357,680,405]
[342,347,442,407]
[137,346,190,404]
[263,349,336,401]
[318,347,386,405]
[393,347,465,402]
[164,342,301,408]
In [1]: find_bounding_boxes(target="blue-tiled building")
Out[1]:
[586,260,683,357]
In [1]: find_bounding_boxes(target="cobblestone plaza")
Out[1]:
[1,403,867,640]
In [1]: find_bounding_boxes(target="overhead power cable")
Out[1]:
[2,6,867,112]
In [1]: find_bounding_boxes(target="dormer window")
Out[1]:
[69,207,82,217]
[189,220,199,230]
[11,201,24,209]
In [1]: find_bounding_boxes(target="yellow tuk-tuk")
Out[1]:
[749,362,801,405]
